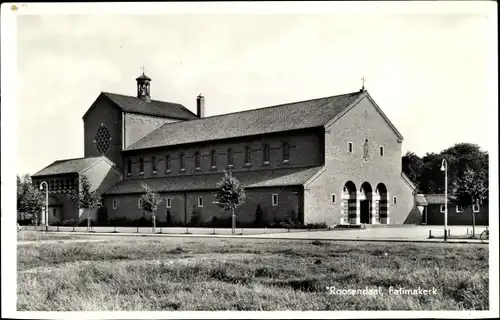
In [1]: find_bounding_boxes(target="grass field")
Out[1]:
[17,234,489,311]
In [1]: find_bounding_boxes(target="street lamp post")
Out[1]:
[40,181,49,232]
[440,159,448,242]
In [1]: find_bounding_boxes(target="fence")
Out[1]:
[20,225,323,236]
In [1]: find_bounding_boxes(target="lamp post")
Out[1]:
[40,181,49,232]
[440,159,448,242]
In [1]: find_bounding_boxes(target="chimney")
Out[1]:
[196,94,205,118]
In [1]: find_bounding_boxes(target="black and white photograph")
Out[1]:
[1,1,498,318]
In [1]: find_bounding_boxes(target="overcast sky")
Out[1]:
[12,4,497,175]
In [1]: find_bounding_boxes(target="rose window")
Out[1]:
[94,126,111,154]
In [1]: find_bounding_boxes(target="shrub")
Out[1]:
[60,219,79,226]
[190,206,200,226]
[77,218,97,227]
[255,204,264,227]
[201,216,232,228]
[264,217,306,229]
[156,219,185,228]
[166,209,172,226]
[290,209,298,224]
[279,217,296,229]
[17,218,32,226]
[305,222,328,229]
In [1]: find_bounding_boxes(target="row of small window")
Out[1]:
[126,143,291,175]
[347,141,385,156]
[37,180,76,191]
[112,194,281,209]
[440,204,481,213]
[330,194,397,204]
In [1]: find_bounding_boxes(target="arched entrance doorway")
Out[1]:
[359,182,373,224]
[375,183,388,224]
[342,181,357,224]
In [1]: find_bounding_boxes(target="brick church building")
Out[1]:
[32,72,423,227]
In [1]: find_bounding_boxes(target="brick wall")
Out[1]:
[104,186,302,225]
[124,129,322,179]
[426,203,489,225]
[83,96,124,170]
[32,174,79,223]
[304,95,415,225]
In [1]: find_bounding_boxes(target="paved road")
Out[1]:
[247,225,488,241]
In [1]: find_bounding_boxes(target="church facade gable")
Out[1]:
[303,95,414,225]
[83,95,124,170]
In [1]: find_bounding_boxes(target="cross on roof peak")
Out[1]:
[141,65,146,75]
[361,76,366,90]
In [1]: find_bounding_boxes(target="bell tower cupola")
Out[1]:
[136,66,151,103]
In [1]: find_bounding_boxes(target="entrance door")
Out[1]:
[360,200,370,224]
[422,207,427,224]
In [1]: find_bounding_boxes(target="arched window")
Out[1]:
[211,150,217,168]
[245,146,251,164]
[227,148,234,166]
[263,144,270,163]
[195,151,201,169]
[180,153,185,170]
[165,155,171,172]
[139,157,144,174]
[282,142,290,162]
[152,156,157,173]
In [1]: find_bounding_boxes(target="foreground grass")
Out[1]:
[17,237,489,311]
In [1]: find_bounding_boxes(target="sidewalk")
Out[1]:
[21,230,487,244]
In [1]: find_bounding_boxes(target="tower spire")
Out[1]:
[136,66,151,102]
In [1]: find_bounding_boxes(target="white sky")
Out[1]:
[8,3,499,176]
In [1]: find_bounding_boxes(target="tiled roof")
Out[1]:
[125,91,365,151]
[101,92,199,120]
[415,194,428,206]
[32,156,109,177]
[136,73,151,81]
[104,166,323,195]
[423,194,457,205]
